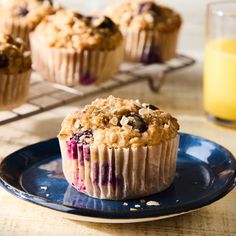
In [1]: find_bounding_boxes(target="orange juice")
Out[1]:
[204,39,236,120]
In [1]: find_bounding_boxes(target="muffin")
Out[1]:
[0,33,31,110]
[30,10,123,86]
[0,0,56,48]
[58,96,179,200]
[105,0,182,63]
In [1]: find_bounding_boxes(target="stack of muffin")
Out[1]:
[0,0,181,110]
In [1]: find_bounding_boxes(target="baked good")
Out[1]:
[0,0,55,48]
[58,96,179,200]
[0,33,31,110]
[30,10,123,86]
[105,0,182,63]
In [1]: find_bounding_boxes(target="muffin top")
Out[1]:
[0,0,55,29]
[33,9,123,50]
[59,96,179,148]
[105,0,181,31]
[0,33,31,74]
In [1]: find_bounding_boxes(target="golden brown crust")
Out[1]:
[105,0,182,32]
[59,96,179,148]
[0,33,31,74]
[0,0,55,29]
[33,9,123,50]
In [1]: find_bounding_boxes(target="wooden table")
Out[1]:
[1,1,236,235]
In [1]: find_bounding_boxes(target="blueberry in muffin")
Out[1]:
[58,96,179,200]
[0,0,57,48]
[105,0,182,63]
[0,32,31,110]
[30,10,124,86]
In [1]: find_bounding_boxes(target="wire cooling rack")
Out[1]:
[0,54,195,125]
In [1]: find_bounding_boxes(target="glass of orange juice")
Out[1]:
[204,2,236,126]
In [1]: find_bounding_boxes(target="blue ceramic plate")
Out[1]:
[0,133,236,223]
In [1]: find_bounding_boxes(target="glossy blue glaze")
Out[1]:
[0,133,235,219]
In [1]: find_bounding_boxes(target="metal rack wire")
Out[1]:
[0,54,195,125]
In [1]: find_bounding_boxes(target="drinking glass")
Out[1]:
[204,1,236,126]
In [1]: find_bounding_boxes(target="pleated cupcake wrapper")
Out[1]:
[59,135,179,200]
[123,28,180,63]
[0,70,31,110]
[30,33,124,86]
[0,19,31,49]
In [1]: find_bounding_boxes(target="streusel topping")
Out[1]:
[59,96,179,148]
[33,9,123,50]
[0,0,55,29]
[0,33,31,74]
[105,0,181,31]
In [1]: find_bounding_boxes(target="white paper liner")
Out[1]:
[123,28,180,63]
[59,135,179,200]
[0,70,31,110]
[30,33,124,86]
[0,18,31,49]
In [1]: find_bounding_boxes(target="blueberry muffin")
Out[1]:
[105,0,182,63]
[0,0,56,48]
[0,33,31,110]
[30,10,123,86]
[58,96,179,200]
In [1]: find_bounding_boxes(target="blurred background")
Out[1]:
[58,0,209,53]
[1,2,236,234]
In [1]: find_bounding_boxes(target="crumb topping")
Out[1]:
[105,0,181,31]
[59,96,179,148]
[0,0,56,29]
[0,33,31,74]
[33,9,123,50]
[146,200,160,206]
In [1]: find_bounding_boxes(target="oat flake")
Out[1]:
[130,208,138,211]
[146,201,160,206]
